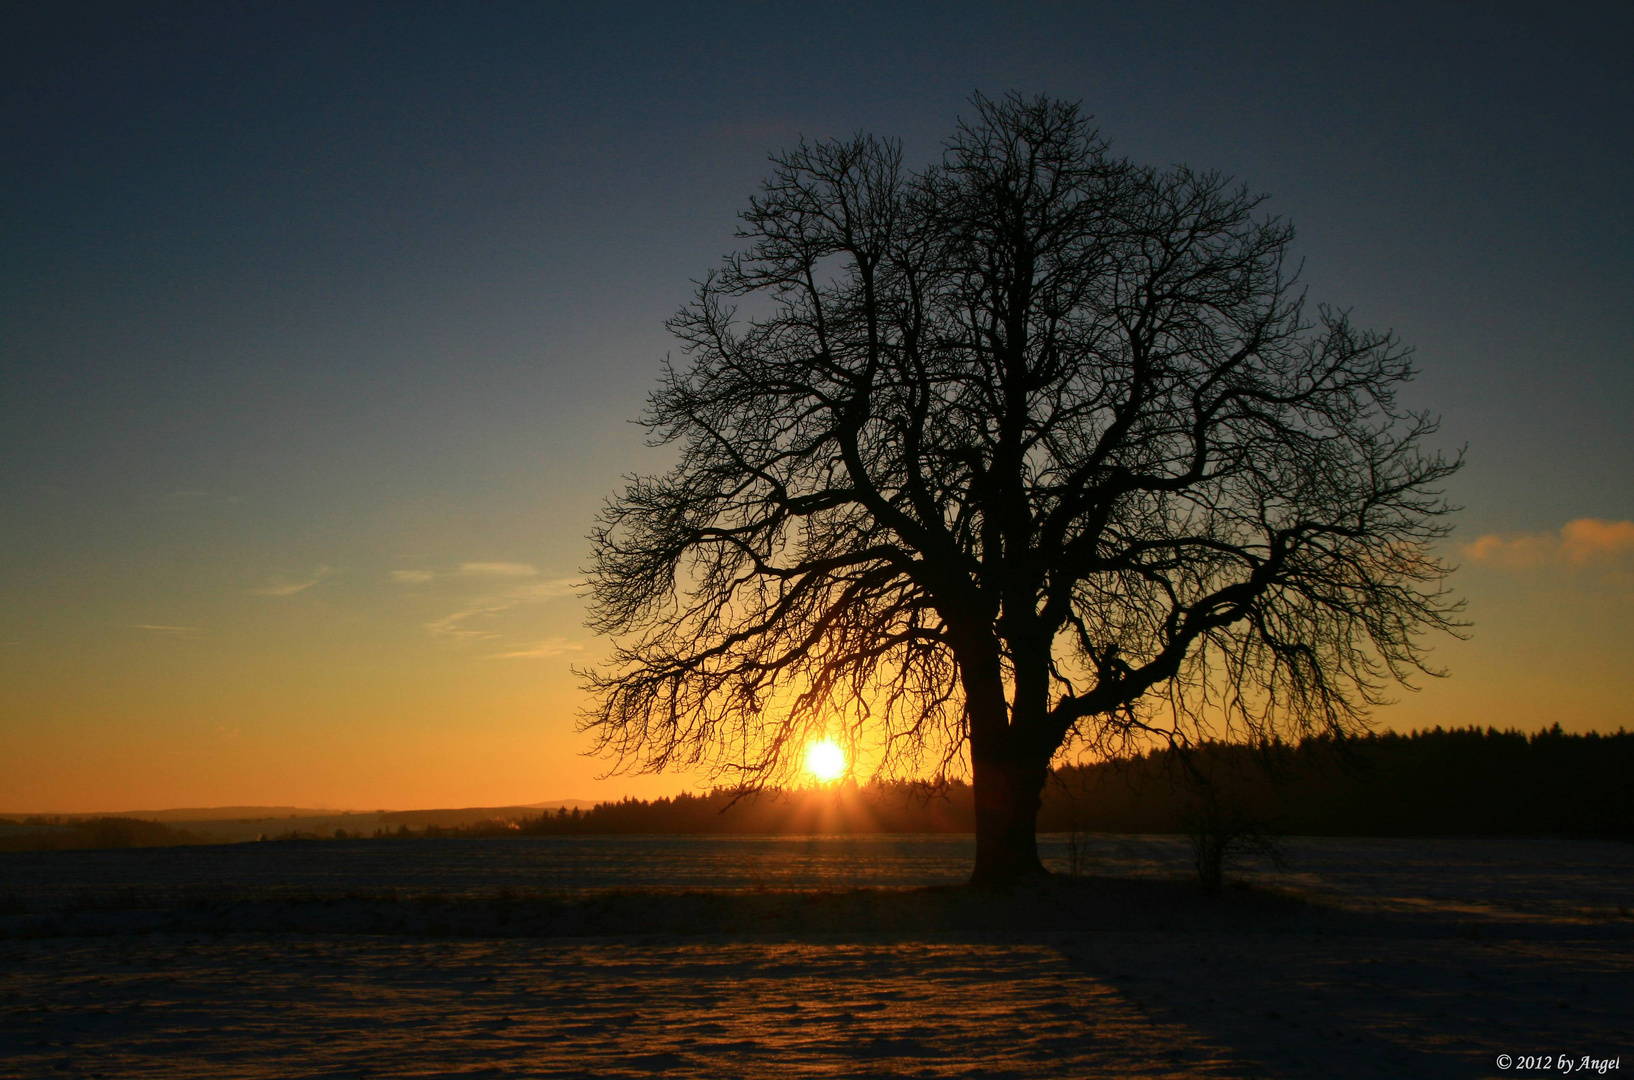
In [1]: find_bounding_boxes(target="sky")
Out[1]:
[2,2,1630,812]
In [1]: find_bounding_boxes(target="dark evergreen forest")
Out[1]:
[481,727,1631,839]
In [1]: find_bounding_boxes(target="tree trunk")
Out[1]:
[956,632,1053,885]
[969,750,1050,884]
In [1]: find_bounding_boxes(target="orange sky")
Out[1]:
[1,519,1630,813]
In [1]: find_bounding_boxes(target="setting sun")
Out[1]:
[804,738,847,782]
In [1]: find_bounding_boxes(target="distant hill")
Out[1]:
[0,806,359,822]
[0,800,597,822]
[0,800,602,848]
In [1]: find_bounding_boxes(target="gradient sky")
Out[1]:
[2,2,1630,812]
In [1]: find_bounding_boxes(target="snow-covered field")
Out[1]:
[1,836,1630,1078]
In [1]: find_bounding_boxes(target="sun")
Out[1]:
[804,738,847,782]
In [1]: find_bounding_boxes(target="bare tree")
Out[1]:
[582,94,1461,884]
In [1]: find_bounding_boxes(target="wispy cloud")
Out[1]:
[489,637,584,659]
[251,566,337,596]
[514,577,583,600]
[251,581,320,597]
[457,562,538,578]
[425,600,511,641]
[389,562,547,585]
[1462,518,1634,570]
[422,575,583,646]
[133,624,203,637]
[388,557,580,649]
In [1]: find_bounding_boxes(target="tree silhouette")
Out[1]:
[582,94,1461,883]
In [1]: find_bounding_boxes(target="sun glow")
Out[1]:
[804,738,847,782]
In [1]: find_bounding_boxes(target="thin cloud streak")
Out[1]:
[514,577,583,600]
[250,566,336,596]
[251,581,320,597]
[389,563,548,585]
[489,637,584,659]
[457,562,539,578]
[425,601,509,641]
[423,577,584,643]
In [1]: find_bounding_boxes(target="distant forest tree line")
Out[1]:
[444,726,1632,840]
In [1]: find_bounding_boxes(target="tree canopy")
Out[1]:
[581,94,1461,882]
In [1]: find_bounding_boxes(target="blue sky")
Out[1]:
[2,2,1629,810]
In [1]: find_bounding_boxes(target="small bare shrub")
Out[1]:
[1185,785,1286,895]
